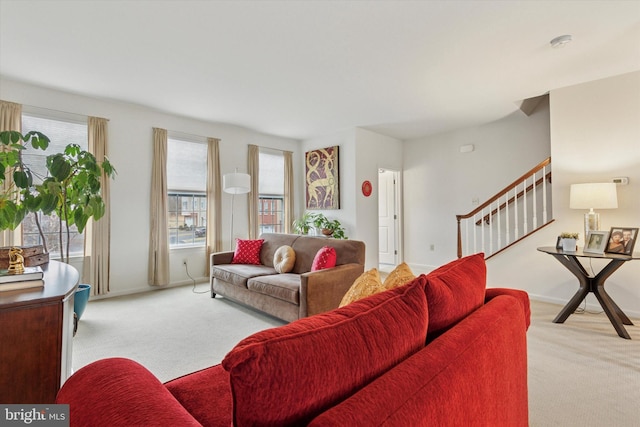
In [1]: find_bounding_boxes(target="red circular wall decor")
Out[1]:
[361,180,372,197]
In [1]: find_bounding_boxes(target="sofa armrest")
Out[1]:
[210,251,234,266]
[300,263,365,317]
[56,358,201,427]
[486,287,531,329]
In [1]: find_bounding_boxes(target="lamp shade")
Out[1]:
[223,172,251,195]
[569,183,618,209]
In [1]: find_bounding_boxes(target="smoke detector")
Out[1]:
[550,34,572,48]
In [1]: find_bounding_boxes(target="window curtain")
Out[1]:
[148,128,170,286]
[83,117,111,296]
[206,137,221,275]
[247,144,260,239]
[0,100,22,247]
[283,150,294,234]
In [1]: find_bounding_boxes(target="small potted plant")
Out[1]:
[560,232,579,252]
[310,213,347,239]
[292,212,315,235]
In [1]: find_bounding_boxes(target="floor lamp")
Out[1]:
[223,170,251,249]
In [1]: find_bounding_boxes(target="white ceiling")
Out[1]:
[1,1,639,141]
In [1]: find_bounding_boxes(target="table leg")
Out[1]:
[592,286,631,339]
[550,254,633,339]
[550,254,590,323]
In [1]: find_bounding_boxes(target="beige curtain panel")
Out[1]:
[148,127,170,286]
[284,150,294,234]
[83,116,111,296]
[0,100,23,247]
[247,144,260,240]
[206,137,221,275]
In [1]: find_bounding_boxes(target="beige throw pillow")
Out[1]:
[273,245,296,273]
[339,268,386,307]
[382,262,416,290]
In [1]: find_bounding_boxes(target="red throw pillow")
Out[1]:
[222,277,428,426]
[311,246,337,271]
[231,239,264,265]
[424,253,486,337]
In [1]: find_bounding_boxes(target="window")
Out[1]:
[20,112,88,258]
[167,136,207,247]
[258,149,285,235]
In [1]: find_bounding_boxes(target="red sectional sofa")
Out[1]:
[56,253,530,426]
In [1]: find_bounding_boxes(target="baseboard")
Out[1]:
[527,293,640,319]
[89,277,209,300]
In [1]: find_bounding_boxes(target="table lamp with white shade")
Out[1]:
[569,182,618,240]
[223,169,251,249]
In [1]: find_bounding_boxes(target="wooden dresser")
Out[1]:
[0,261,79,403]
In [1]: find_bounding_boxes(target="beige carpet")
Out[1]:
[72,284,640,426]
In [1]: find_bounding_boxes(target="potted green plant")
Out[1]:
[293,211,315,235]
[0,131,116,263]
[560,232,579,252]
[0,130,50,230]
[310,213,347,239]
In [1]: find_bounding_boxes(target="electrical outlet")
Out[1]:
[430,244,435,251]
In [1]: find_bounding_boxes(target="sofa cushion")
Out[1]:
[258,233,300,267]
[339,268,385,307]
[247,274,300,304]
[382,262,416,290]
[289,236,365,274]
[273,245,296,273]
[222,276,429,426]
[308,294,528,427]
[231,239,264,265]
[424,253,486,337]
[311,246,337,271]
[211,264,277,288]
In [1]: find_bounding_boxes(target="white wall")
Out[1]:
[301,128,402,269]
[300,129,356,238]
[0,78,300,297]
[489,71,640,317]
[353,128,403,268]
[403,97,551,271]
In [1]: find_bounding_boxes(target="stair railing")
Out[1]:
[456,157,553,259]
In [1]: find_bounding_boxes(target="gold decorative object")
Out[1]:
[8,247,25,274]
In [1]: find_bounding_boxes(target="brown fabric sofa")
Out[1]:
[210,233,365,322]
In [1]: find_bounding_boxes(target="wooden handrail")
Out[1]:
[456,157,551,221]
[475,171,552,225]
[456,156,552,259]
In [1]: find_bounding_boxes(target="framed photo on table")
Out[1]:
[584,231,609,254]
[605,227,638,255]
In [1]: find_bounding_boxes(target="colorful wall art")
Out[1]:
[305,146,339,209]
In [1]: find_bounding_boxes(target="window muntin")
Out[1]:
[258,196,284,234]
[168,192,207,246]
[167,137,207,248]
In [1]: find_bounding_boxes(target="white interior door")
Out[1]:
[378,169,398,265]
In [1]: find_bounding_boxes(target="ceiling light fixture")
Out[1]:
[550,34,572,48]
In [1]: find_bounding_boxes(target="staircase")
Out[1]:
[456,157,553,259]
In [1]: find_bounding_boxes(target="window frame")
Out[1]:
[258,148,286,235]
[166,134,208,249]
[20,109,89,259]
